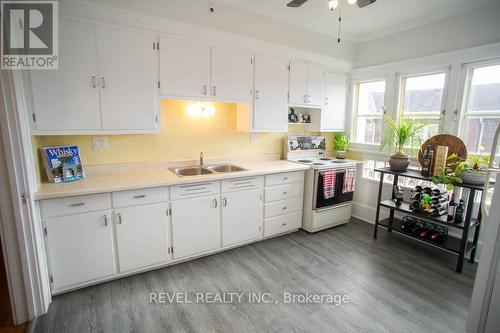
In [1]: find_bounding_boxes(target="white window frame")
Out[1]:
[458,58,500,155]
[348,75,395,153]
[396,68,450,137]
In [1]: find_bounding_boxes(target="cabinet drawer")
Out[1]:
[112,187,168,208]
[265,171,304,186]
[221,176,264,192]
[264,183,303,202]
[265,197,302,219]
[264,211,302,237]
[41,193,112,218]
[170,181,220,200]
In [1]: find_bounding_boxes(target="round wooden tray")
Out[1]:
[418,134,467,166]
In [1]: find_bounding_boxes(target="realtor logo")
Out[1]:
[1,0,58,69]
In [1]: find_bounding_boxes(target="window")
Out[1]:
[351,80,386,145]
[461,64,500,155]
[399,72,447,140]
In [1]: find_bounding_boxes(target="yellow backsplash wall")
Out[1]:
[33,100,335,182]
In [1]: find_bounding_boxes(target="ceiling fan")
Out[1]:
[286,0,377,8]
[286,0,377,43]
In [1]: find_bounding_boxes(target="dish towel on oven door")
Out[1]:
[343,169,356,193]
[322,170,336,199]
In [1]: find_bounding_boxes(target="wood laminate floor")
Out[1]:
[34,219,477,333]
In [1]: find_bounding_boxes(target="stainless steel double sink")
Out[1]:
[169,164,247,177]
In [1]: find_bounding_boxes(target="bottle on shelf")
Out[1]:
[447,191,457,222]
[454,199,465,225]
[421,145,433,177]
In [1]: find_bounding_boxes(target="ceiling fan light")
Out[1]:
[347,0,357,4]
[328,0,338,10]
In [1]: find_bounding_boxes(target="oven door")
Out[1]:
[313,168,354,210]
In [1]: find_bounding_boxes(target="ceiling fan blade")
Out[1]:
[357,0,376,8]
[286,0,309,8]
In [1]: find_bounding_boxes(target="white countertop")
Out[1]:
[35,160,310,200]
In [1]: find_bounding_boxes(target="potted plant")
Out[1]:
[431,153,463,190]
[380,113,426,172]
[333,133,349,159]
[455,148,490,185]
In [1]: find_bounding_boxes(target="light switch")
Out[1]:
[93,137,108,151]
[250,134,260,144]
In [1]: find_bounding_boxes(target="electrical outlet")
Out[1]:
[250,134,260,144]
[93,137,108,151]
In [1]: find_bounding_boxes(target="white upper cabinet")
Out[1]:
[29,19,158,134]
[30,19,102,131]
[96,25,157,131]
[307,64,325,107]
[159,35,210,99]
[159,38,252,102]
[289,61,309,106]
[210,46,252,102]
[321,72,347,132]
[238,53,288,132]
[289,60,324,107]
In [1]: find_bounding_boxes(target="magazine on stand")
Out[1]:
[41,145,85,183]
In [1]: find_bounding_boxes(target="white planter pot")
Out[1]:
[460,170,487,185]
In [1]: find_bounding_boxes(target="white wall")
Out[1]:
[355,1,500,68]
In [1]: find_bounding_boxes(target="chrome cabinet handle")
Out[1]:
[283,177,288,181]
[70,202,85,207]
[325,97,329,105]
[213,198,218,208]
[103,215,108,227]
[213,86,216,96]
[304,94,308,103]
[133,194,146,199]
[307,95,312,104]
[100,77,106,89]
[255,90,259,99]
[203,85,207,95]
[117,213,122,225]
[223,197,227,207]
[282,223,287,226]
[282,206,287,210]
[282,191,288,195]
[91,76,97,88]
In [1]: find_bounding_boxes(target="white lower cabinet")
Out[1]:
[222,188,263,247]
[171,195,221,259]
[114,203,169,272]
[45,211,116,290]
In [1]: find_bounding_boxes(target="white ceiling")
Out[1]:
[215,0,500,41]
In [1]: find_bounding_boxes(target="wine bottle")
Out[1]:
[454,200,465,224]
[447,191,456,222]
[421,145,433,177]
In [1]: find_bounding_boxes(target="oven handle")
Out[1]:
[315,203,351,213]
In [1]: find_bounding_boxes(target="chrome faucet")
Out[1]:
[199,152,204,167]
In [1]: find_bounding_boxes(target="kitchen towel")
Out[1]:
[343,169,356,193]
[322,170,336,199]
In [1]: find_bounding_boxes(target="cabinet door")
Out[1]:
[307,64,325,107]
[30,19,101,131]
[171,195,221,259]
[114,203,169,272]
[222,189,263,247]
[289,60,309,106]
[253,54,289,132]
[45,211,116,290]
[159,35,210,99]
[211,46,252,102]
[96,25,157,131]
[321,72,347,132]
